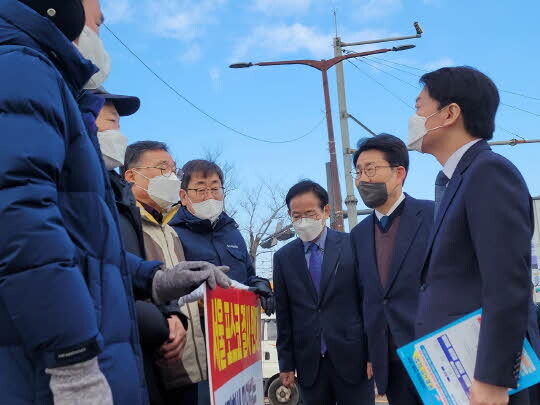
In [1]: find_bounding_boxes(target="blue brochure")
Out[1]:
[397,309,540,405]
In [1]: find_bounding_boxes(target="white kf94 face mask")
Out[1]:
[97,129,128,171]
[407,109,445,153]
[135,172,181,210]
[76,26,111,90]
[293,218,325,242]
[190,198,224,223]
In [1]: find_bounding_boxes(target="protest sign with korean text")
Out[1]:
[205,286,264,405]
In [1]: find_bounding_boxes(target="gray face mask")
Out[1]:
[357,182,388,209]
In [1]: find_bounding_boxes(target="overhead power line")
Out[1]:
[362,57,540,119]
[364,57,421,78]
[346,59,414,110]
[498,125,525,140]
[368,56,540,101]
[103,24,324,144]
[500,103,540,118]
[346,58,531,141]
[358,58,420,89]
[500,90,540,102]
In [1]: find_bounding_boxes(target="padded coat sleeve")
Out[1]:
[124,252,161,300]
[0,52,99,368]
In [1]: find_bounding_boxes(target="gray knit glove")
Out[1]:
[46,357,112,405]
[152,261,231,304]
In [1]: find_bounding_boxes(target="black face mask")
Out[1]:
[357,182,388,209]
[19,0,86,41]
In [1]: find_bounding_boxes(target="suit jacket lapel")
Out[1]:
[362,213,385,295]
[421,140,491,277]
[385,197,422,295]
[319,229,342,304]
[290,238,318,303]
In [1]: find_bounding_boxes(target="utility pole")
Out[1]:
[333,22,423,229]
[334,37,358,229]
[230,46,416,231]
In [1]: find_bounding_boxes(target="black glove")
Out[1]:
[247,276,275,316]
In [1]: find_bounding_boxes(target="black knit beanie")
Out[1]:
[18,0,85,41]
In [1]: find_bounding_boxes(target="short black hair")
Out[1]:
[353,133,409,174]
[286,180,329,210]
[180,160,224,190]
[122,141,169,176]
[420,66,500,140]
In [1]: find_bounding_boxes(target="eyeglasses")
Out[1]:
[133,166,181,178]
[186,187,225,198]
[291,212,321,222]
[351,165,397,178]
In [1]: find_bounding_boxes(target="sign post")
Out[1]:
[205,286,264,405]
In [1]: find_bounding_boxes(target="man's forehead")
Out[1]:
[291,206,318,212]
[101,102,119,117]
[290,192,322,208]
[416,87,432,103]
[357,150,386,166]
[140,150,174,165]
[357,158,385,166]
[190,172,221,184]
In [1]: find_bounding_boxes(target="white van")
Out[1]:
[261,314,302,404]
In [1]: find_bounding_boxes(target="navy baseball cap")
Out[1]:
[93,87,141,117]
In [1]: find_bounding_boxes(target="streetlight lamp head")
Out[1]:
[414,22,423,35]
[392,44,416,52]
[229,62,253,68]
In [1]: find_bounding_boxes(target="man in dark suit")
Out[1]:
[350,134,433,405]
[273,180,374,405]
[408,66,540,405]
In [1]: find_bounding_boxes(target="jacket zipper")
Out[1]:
[162,225,205,380]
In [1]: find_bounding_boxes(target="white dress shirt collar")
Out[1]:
[442,139,481,180]
[375,192,405,221]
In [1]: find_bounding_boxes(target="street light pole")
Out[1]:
[230,45,416,231]
[321,68,344,230]
[334,23,423,229]
[334,37,358,229]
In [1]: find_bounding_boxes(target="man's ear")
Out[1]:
[397,167,407,185]
[323,204,331,217]
[124,168,135,183]
[179,189,188,206]
[444,103,462,127]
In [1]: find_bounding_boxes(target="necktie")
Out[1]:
[434,170,450,218]
[308,242,322,293]
[379,215,390,231]
[308,242,327,354]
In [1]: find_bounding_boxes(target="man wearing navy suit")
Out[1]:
[350,134,433,405]
[408,66,540,405]
[273,180,374,405]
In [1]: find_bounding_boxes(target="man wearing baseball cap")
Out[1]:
[94,88,190,405]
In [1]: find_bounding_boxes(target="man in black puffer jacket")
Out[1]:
[93,88,188,405]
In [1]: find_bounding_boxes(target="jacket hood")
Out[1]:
[0,0,97,93]
[109,171,137,208]
[169,205,237,233]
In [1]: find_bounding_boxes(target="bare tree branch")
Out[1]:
[202,146,240,216]
[236,180,287,272]
[202,146,239,197]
